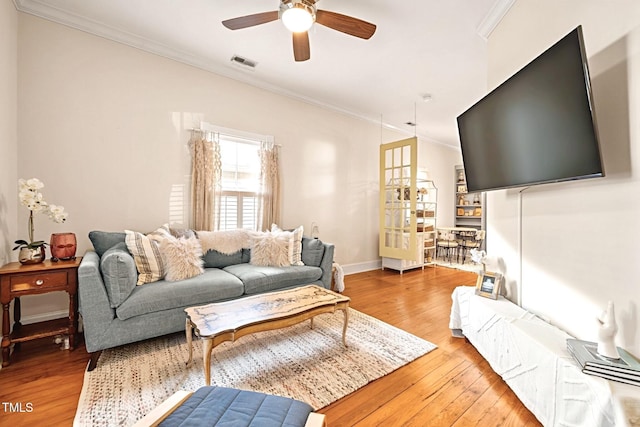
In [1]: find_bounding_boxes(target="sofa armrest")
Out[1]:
[78,250,117,352]
[318,243,335,289]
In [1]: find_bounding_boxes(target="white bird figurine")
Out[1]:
[469,249,487,272]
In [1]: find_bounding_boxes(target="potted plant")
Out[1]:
[13,178,68,264]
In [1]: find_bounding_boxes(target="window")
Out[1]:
[217,136,261,230]
[196,123,276,232]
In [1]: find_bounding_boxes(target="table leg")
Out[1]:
[341,308,349,347]
[185,318,193,366]
[14,297,21,327]
[13,298,21,351]
[68,290,77,350]
[202,339,214,386]
[310,317,314,330]
[2,302,10,367]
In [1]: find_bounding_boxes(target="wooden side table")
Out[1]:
[0,257,81,367]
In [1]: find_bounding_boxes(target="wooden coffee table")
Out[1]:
[185,285,350,385]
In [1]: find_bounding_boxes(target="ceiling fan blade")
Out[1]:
[315,10,376,39]
[222,11,279,30]
[292,32,310,62]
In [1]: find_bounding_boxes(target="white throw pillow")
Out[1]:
[250,231,291,267]
[271,224,304,266]
[160,236,204,282]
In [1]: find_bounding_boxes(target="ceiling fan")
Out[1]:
[222,0,376,62]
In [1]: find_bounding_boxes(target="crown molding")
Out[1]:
[476,0,517,40]
[14,0,237,78]
[14,0,456,148]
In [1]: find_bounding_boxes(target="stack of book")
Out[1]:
[567,339,640,387]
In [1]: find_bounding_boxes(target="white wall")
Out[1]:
[419,141,463,230]
[0,2,18,265]
[488,1,640,357]
[13,14,461,319]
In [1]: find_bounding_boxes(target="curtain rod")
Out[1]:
[188,128,281,146]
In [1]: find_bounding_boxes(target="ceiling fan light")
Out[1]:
[282,6,314,32]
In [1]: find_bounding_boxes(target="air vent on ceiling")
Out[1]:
[230,55,258,70]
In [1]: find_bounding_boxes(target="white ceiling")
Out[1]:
[14,0,515,147]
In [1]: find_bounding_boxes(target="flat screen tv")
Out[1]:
[457,25,604,193]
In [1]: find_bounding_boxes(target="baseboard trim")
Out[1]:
[20,309,69,325]
[341,260,381,275]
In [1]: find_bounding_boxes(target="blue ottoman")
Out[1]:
[133,386,326,427]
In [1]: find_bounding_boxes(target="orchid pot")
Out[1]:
[18,246,46,264]
[13,178,68,265]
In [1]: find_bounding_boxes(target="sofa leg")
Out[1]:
[87,351,102,371]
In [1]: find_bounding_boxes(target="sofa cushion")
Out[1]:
[115,268,244,321]
[159,386,313,427]
[223,264,323,295]
[301,237,325,267]
[242,249,251,263]
[202,249,245,268]
[168,227,196,239]
[89,231,126,257]
[160,236,204,282]
[100,242,137,308]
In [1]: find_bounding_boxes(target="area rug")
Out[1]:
[74,309,436,426]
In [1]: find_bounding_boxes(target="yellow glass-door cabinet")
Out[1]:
[379,137,438,274]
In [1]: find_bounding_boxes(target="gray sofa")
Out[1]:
[78,231,334,370]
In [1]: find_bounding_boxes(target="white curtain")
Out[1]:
[189,131,221,231]
[258,141,281,231]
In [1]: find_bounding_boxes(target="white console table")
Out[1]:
[449,286,639,427]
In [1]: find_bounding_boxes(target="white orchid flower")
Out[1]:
[15,178,69,249]
[20,192,47,212]
[19,178,44,191]
[47,204,68,223]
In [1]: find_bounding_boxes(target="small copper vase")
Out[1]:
[18,246,46,264]
[50,233,77,261]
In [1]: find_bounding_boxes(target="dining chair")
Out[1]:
[459,229,485,264]
[436,230,459,264]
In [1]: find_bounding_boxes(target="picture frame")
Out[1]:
[475,271,502,300]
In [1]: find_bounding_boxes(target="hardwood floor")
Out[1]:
[0,266,541,426]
